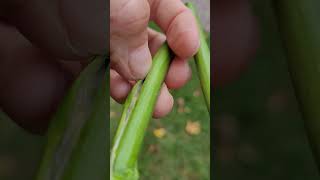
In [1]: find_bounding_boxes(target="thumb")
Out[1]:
[110,0,152,80]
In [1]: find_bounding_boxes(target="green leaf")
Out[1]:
[36,56,109,180]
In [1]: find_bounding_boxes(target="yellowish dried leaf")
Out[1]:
[177,97,185,107]
[153,128,166,139]
[178,107,184,114]
[148,144,158,153]
[193,89,201,97]
[185,121,201,135]
[110,111,117,118]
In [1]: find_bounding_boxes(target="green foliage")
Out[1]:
[36,56,108,180]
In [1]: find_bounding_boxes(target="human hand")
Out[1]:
[0,0,259,134]
[0,0,107,134]
[110,0,200,118]
[213,0,259,87]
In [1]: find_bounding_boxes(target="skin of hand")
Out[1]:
[0,0,259,134]
[110,0,201,118]
[0,0,107,134]
[213,0,259,87]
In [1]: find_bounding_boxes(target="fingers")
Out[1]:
[1,0,107,60]
[110,40,152,80]
[58,60,83,76]
[110,69,173,118]
[148,28,166,56]
[147,28,192,90]
[110,69,132,103]
[148,0,200,59]
[0,23,77,134]
[213,0,259,87]
[111,26,174,118]
[111,24,192,118]
[165,57,192,89]
[110,0,152,80]
[0,61,73,134]
[58,0,108,55]
[153,84,174,118]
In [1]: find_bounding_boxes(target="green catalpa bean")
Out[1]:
[273,0,320,170]
[111,43,171,180]
[186,2,211,113]
[36,56,108,180]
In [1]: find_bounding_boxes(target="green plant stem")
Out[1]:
[110,43,171,179]
[273,0,320,170]
[186,2,211,112]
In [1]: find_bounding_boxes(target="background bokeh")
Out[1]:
[214,0,319,179]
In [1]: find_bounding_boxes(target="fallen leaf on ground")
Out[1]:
[185,120,201,135]
[153,128,167,139]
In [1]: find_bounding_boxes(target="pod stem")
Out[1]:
[186,2,211,113]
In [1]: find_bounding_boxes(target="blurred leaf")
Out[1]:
[36,56,108,180]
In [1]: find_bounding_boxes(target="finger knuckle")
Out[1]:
[111,0,150,34]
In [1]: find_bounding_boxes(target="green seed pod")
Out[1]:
[110,43,172,180]
[186,2,211,113]
[36,56,108,180]
[273,0,320,170]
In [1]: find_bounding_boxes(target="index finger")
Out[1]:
[148,0,200,59]
[0,0,107,60]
